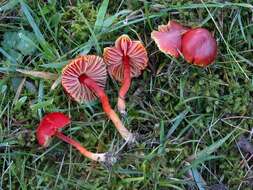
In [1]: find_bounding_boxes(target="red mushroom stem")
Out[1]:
[117,55,131,116]
[55,131,109,162]
[79,74,134,143]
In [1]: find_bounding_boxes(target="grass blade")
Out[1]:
[166,110,189,139]
[19,1,45,45]
[94,0,109,34]
[188,130,235,161]
[0,0,18,12]
[190,167,206,190]
[0,47,17,64]
[19,0,55,60]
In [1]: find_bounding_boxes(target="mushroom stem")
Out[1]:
[79,75,135,143]
[55,131,107,162]
[117,55,131,116]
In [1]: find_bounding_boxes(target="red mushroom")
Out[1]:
[151,20,189,58]
[103,35,148,116]
[61,55,135,143]
[181,28,217,67]
[36,112,116,164]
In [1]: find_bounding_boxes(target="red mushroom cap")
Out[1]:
[61,55,107,103]
[151,20,189,58]
[181,28,217,67]
[103,35,148,82]
[36,112,70,147]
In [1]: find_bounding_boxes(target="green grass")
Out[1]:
[1,0,253,189]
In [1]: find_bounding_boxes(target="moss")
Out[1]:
[59,1,97,49]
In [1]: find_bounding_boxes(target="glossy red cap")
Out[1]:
[103,35,148,82]
[181,28,217,67]
[151,21,189,58]
[36,112,70,147]
[62,55,107,103]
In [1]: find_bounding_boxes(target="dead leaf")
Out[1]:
[16,69,58,80]
[237,136,253,155]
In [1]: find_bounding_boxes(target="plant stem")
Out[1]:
[55,131,107,162]
[117,55,131,115]
[79,75,134,142]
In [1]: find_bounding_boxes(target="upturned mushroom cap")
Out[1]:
[151,20,189,58]
[36,112,70,147]
[62,55,107,103]
[103,35,148,82]
[181,28,217,67]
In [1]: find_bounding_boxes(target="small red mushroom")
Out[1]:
[103,35,148,116]
[61,55,135,143]
[181,28,217,67]
[36,112,116,164]
[151,20,189,58]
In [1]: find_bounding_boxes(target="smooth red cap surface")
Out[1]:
[61,55,107,103]
[36,112,70,147]
[151,21,189,58]
[181,28,217,67]
[103,35,148,82]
